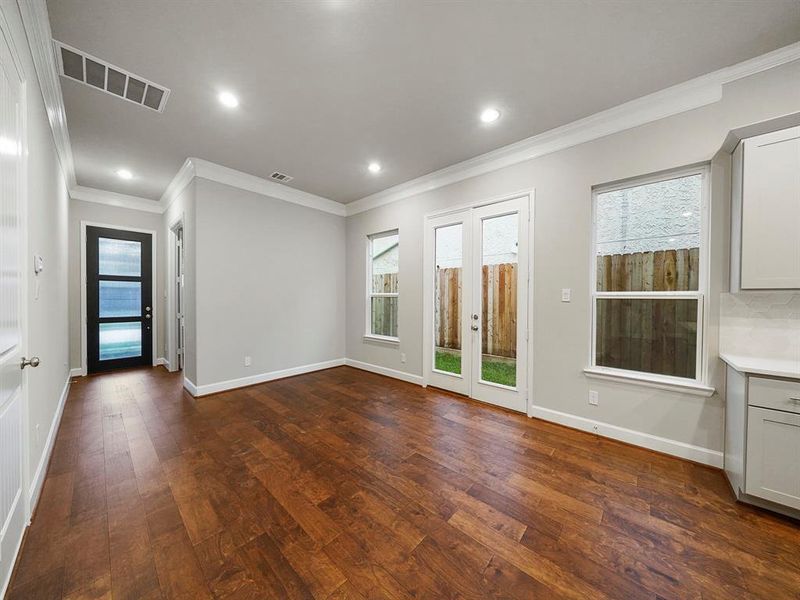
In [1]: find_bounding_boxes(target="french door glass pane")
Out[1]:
[99,237,141,276]
[370,297,398,337]
[99,322,142,360]
[595,298,698,379]
[434,224,462,375]
[99,280,141,317]
[480,214,518,387]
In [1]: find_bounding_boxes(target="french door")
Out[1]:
[86,226,153,373]
[424,196,529,412]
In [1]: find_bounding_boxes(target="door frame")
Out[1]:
[166,215,184,372]
[422,188,535,415]
[80,221,157,376]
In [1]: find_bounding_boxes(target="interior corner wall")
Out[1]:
[344,59,800,458]
[67,199,166,371]
[193,177,345,389]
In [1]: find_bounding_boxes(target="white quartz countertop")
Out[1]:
[720,353,800,380]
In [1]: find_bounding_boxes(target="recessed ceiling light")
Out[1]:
[218,91,239,108]
[368,162,382,174]
[480,107,501,123]
[682,211,693,217]
[116,168,133,180]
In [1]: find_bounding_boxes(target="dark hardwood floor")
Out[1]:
[7,366,800,599]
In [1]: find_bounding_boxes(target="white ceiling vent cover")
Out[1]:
[53,40,170,113]
[269,171,294,183]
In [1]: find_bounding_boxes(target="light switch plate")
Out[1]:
[561,288,571,302]
[588,390,599,406]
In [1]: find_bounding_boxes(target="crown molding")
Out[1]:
[17,0,76,188]
[70,185,163,213]
[160,157,196,210]
[345,41,800,216]
[190,158,346,217]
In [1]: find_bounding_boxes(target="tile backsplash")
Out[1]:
[720,292,800,361]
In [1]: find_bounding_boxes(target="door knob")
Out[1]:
[146,306,151,312]
[145,314,151,319]
[20,356,40,369]
[471,325,479,331]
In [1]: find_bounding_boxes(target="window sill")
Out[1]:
[583,367,715,397]
[363,334,400,347]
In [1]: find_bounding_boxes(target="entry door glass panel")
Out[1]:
[480,213,518,387]
[99,280,142,317]
[87,226,152,373]
[434,224,463,376]
[99,322,142,360]
[99,237,141,276]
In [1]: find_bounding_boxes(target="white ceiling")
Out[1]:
[47,0,800,204]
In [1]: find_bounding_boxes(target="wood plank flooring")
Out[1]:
[7,366,800,599]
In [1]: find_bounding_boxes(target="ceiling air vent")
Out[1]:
[269,171,294,183]
[53,40,170,113]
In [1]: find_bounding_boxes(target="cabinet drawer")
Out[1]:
[748,376,800,415]
[745,406,800,510]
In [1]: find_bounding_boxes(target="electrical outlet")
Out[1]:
[588,390,599,406]
[244,356,252,367]
[401,353,406,363]
[561,288,571,302]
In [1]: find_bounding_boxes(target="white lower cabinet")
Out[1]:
[745,406,800,510]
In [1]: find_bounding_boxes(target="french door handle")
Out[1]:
[145,314,151,320]
[471,325,479,331]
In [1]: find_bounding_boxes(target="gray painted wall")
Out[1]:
[68,199,166,370]
[344,59,800,455]
[193,178,345,386]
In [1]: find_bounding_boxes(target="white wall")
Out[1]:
[67,199,165,371]
[193,178,345,389]
[345,59,800,460]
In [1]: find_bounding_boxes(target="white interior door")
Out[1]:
[424,196,529,412]
[0,22,27,594]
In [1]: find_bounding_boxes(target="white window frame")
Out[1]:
[585,164,714,396]
[365,229,399,343]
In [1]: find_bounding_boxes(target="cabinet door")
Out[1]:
[741,127,800,289]
[745,406,800,510]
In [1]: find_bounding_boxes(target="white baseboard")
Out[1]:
[529,405,724,468]
[183,377,198,396]
[155,357,169,368]
[189,358,347,396]
[28,374,71,514]
[69,367,83,378]
[344,358,424,386]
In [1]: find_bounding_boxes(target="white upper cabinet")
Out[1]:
[740,126,800,289]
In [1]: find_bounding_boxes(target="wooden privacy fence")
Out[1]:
[371,273,398,337]
[435,263,517,358]
[595,248,699,379]
[596,247,699,292]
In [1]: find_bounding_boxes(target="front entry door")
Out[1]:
[86,226,153,373]
[424,196,529,412]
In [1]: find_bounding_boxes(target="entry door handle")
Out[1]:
[471,325,479,331]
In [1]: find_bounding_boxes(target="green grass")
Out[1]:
[435,349,516,387]
[435,349,462,375]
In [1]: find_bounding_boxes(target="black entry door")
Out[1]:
[86,226,153,373]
